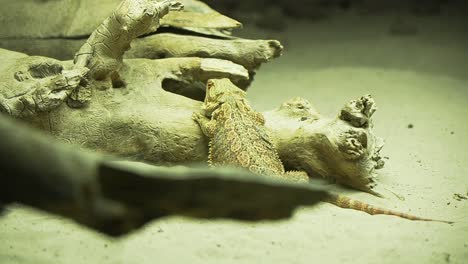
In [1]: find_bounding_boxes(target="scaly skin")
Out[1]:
[193,78,452,224]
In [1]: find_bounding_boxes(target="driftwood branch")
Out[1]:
[32,59,384,194]
[0,0,385,197]
[0,55,88,117]
[263,96,385,194]
[74,0,184,80]
[126,33,283,72]
[0,0,282,77]
[0,46,384,194]
[0,34,283,89]
[0,115,328,236]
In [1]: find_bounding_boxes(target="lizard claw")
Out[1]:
[192,112,203,121]
[168,1,184,11]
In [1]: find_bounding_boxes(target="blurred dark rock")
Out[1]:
[204,0,456,27]
[281,0,331,20]
[410,0,442,15]
[389,17,419,36]
[255,6,288,31]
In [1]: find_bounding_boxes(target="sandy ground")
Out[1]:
[1,9,468,264]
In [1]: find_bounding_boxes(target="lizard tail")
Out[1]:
[323,193,453,224]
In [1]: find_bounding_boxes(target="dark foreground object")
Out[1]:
[0,115,327,236]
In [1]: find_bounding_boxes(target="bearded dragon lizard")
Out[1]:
[193,78,452,224]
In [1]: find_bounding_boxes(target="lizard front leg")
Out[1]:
[192,112,217,138]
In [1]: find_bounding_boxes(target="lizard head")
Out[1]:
[202,78,246,116]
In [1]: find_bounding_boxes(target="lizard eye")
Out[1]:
[207,80,214,89]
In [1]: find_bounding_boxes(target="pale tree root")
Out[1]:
[155,57,250,100]
[0,47,383,194]
[127,33,283,72]
[0,34,282,76]
[0,56,88,118]
[264,95,385,195]
[0,48,250,116]
[32,63,383,194]
[0,0,382,196]
[74,0,184,80]
[0,0,284,111]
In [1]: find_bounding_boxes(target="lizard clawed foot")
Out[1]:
[192,112,203,122]
[339,94,376,128]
